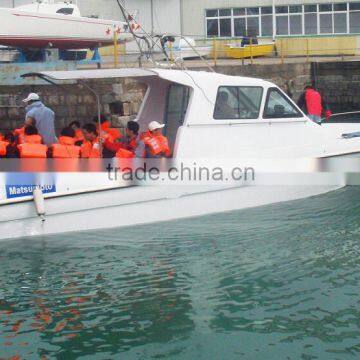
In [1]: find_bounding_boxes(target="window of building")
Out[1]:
[205,3,359,38]
[261,14,273,36]
[263,88,302,119]
[350,2,360,33]
[220,18,232,37]
[214,86,263,120]
[234,18,246,37]
[206,18,219,37]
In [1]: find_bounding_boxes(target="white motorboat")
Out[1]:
[0,1,135,50]
[165,38,211,60]
[0,68,359,241]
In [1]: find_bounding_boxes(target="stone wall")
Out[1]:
[315,62,360,113]
[0,78,146,134]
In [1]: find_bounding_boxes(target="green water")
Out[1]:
[0,187,359,360]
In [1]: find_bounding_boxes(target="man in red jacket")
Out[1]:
[298,85,332,124]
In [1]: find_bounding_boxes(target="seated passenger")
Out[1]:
[49,127,81,158]
[93,114,122,143]
[81,124,101,158]
[0,133,8,157]
[142,121,171,158]
[14,117,35,144]
[22,125,43,144]
[103,121,145,158]
[3,133,19,158]
[214,91,236,119]
[69,121,85,145]
[17,126,47,158]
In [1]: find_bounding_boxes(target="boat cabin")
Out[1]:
[23,68,360,159]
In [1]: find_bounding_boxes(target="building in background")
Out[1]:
[183,0,360,40]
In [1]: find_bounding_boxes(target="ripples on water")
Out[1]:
[0,187,359,359]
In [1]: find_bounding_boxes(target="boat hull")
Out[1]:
[224,43,274,59]
[0,7,133,49]
[0,184,341,241]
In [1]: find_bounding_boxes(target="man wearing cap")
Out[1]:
[23,93,57,145]
[142,121,171,158]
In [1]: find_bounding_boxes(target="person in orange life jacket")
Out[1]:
[17,125,47,158]
[297,85,332,124]
[142,121,171,158]
[69,121,84,145]
[2,133,19,158]
[49,127,81,158]
[103,121,145,158]
[0,132,9,157]
[93,114,122,158]
[14,117,35,144]
[81,123,101,158]
[93,114,122,141]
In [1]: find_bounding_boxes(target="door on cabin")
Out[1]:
[164,84,190,151]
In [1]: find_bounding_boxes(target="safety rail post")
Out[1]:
[113,27,119,68]
[169,41,174,63]
[306,38,309,63]
[280,39,284,65]
[213,37,217,67]
[250,37,253,65]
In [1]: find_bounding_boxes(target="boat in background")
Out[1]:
[0,1,136,50]
[224,42,274,59]
[165,37,211,60]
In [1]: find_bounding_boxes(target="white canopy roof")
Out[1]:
[22,68,273,89]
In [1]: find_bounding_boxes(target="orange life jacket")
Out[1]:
[116,148,134,159]
[14,127,25,144]
[51,136,80,158]
[74,129,85,143]
[81,138,101,158]
[0,133,4,141]
[143,134,171,157]
[23,134,42,144]
[0,141,9,156]
[100,122,122,142]
[18,143,47,158]
[305,89,323,117]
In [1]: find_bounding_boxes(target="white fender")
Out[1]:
[33,187,46,220]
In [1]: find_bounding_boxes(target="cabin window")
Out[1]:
[56,8,74,15]
[214,86,263,120]
[263,88,302,119]
[164,84,190,148]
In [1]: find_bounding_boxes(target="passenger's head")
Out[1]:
[60,126,75,138]
[24,125,38,136]
[126,121,140,137]
[92,114,108,125]
[69,121,81,130]
[148,121,165,136]
[24,117,35,126]
[22,92,40,105]
[304,84,314,91]
[218,91,229,105]
[82,123,98,141]
[4,132,15,144]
